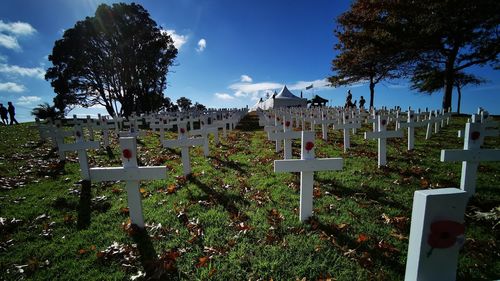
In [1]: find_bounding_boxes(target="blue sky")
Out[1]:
[0,0,498,122]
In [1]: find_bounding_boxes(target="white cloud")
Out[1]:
[0,20,36,36]
[240,75,253,83]
[0,64,45,79]
[229,82,283,94]
[0,20,36,50]
[288,79,330,90]
[0,82,25,92]
[0,34,20,50]
[214,92,234,100]
[161,29,188,50]
[17,95,42,105]
[197,38,206,52]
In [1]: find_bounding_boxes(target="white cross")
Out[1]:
[333,112,361,152]
[399,110,425,151]
[404,188,468,281]
[274,131,343,222]
[85,116,95,141]
[150,117,172,143]
[89,137,167,228]
[264,115,284,152]
[49,124,73,160]
[364,115,403,167]
[58,125,100,179]
[96,114,115,148]
[441,122,500,195]
[268,117,302,159]
[313,112,337,141]
[162,122,204,175]
[189,126,217,157]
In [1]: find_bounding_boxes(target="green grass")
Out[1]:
[0,114,499,280]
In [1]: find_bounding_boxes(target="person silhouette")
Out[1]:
[7,102,19,125]
[359,96,366,109]
[0,103,8,125]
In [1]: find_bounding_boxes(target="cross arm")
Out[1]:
[274,158,343,173]
[90,166,166,181]
[441,149,500,162]
[59,141,100,152]
[364,130,403,140]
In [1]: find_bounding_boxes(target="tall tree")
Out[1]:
[411,65,486,114]
[176,97,192,111]
[329,1,409,108]
[45,3,177,117]
[391,0,499,109]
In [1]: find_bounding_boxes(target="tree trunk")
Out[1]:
[456,83,462,114]
[369,76,375,109]
[442,46,459,111]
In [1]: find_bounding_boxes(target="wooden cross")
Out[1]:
[162,122,204,175]
[364,115,403,167]
[58,125,100,179]
[274,131,343,222]
[89,137,167,228]
[404,188,468,281]
[441,122,500,195]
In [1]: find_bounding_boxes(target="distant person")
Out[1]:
[0,103,8,125]
[359,96,366,109]
[346,90,352,103]
[7,102,19,125]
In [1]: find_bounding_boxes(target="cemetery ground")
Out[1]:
[0,114,499,280]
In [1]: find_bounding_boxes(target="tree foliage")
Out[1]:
[31,103,64,120]
[331,0,499,110]
[176,97,192,111]
[400,0,500,109]
[45,3,177,117]
[329,0,410,108]
[411,65,486,113]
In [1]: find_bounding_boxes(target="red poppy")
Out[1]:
[76,131,81,138]
[470,131,480,141]
[285,121,290,127]
[305,141,314,151]
[180,128,185,134]
[122,149,132,159]
[427,220,465,249]
[381,120,387,126]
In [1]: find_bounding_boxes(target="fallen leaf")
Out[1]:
[195,256,209,268]
[356,233,369,243]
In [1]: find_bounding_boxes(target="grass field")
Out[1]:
[0,113,499,280]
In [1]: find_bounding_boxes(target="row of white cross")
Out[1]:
[36,106,498,280]
[261,107,452,168]
[258,107,498,281]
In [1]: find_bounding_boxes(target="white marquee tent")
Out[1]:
[251,85,307,111]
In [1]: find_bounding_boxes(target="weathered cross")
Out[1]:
[89,137,167,228]
[364,115,404,167]
[274,131,343,222]
[441,122,500,195]
[162,122,204,175]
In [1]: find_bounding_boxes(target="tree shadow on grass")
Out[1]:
[310,216,406,277]
[316,178,410,213]
[208,155,249,175]
[188,176,250,215]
